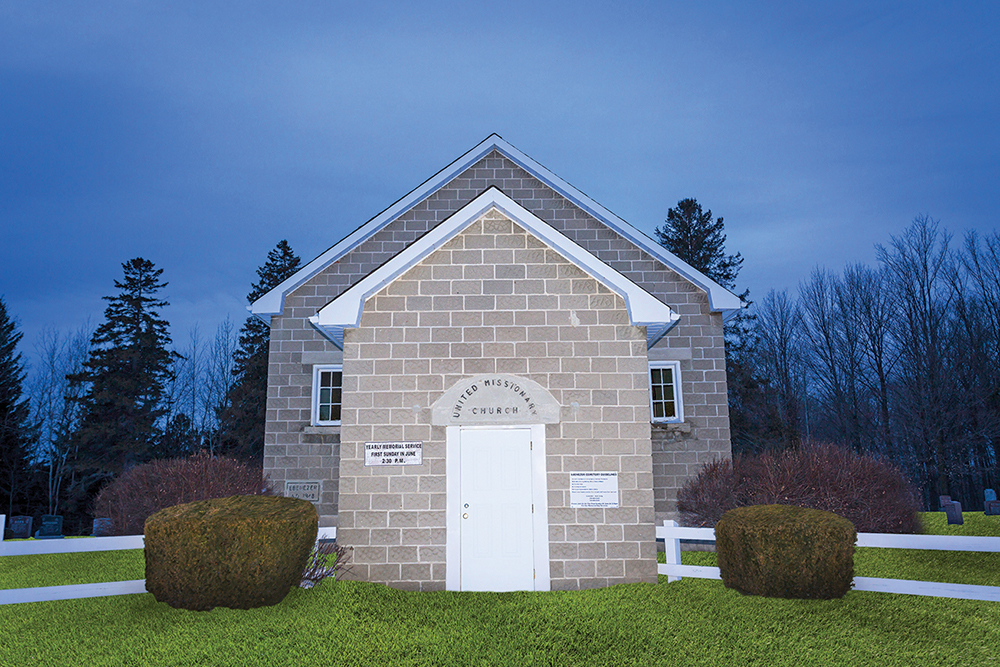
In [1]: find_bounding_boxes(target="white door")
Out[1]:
[460,428,535,591]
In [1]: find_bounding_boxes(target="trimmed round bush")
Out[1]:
[715,504,856,600]
[91,450,276,536]
[677,442,922,533]
[144,494,318,611]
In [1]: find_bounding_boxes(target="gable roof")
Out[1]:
[252,134,743,319]
[309,188,680,350]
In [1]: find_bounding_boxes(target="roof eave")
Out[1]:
[311,188,680,348]
[253,133,741,317]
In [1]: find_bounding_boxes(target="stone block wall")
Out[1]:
[336,209,657,591]
[262,149,731,534]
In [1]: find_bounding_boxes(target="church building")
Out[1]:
[252,135,740,592]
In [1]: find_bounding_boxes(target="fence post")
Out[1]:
[663,519,682,582]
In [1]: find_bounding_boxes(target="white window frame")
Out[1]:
[311,364,343,426]
[649,360,683,424]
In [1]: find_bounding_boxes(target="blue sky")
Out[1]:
[2,1,998,367]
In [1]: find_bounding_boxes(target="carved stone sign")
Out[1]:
[8,516,32,540]
[943,500,964,525]
[35,514,64,539]
[365,441,423,466]
[570,472,619,508]
[431,374,560,425]
[92,518,113,537]
[285,481,322,502]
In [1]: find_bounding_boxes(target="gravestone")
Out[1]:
[34,514,64,539]
[938,495,951,509]
[943,501,964,525]
[985,489,997,503]
[8,516,32,540]
[92,518,113,537]
[985,500,1000,516]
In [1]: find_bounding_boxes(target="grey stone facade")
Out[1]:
[336,211,656,591]
[260,143,733,591]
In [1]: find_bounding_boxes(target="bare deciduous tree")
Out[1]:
[844,263,899,458]
[29,323,92,515]
[202,317,238,456]
[754,289,807,450]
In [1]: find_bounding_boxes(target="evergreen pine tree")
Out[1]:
[68,258,177,481]
[656,199,765,455]
[654,198,743,288]
[219,240,301,462]
[0,296,36,519]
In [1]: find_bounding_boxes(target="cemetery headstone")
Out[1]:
[92,518,113,537]
[8,516,32,540]
[938,495,951,509]
[985,500,1000,516]
[943,501,964,525]
[985,489,997,502]
[34,514,64,539]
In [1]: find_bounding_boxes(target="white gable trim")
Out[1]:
[483,138,742,315]
[252,134,742,319]
[308,188,679,349]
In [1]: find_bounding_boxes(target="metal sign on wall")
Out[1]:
[365,441,423,466]
[570,472,619,508]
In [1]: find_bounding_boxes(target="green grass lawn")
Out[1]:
[1,513,998,666]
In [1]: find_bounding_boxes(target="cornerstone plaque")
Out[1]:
[285,481,321,502]
[570,472,619,508]
[365,441,423,466]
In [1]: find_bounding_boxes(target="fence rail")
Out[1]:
[0,520,336,606]
[6,518,999,605]
[657,520,1000,602]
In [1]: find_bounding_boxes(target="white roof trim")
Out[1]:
[252,133,743,319]
[309,188,680,349]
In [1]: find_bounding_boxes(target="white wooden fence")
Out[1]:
[658,519,1000,601]
[6,515,1000,604]
[0,514,336,606]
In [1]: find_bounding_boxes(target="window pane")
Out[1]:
[650,364,680,422]
[315,367,343,424]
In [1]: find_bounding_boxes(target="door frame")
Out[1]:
[445,423,550,591]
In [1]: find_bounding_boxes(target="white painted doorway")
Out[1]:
[459,427,534,591]
[446,423,550,592]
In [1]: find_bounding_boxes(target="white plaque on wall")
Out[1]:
[365,441,423,466]
[570,472,619,508]
[284,481,321,502]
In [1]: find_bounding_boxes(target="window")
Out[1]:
[649,361,683,423]
[312,365,342,425]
